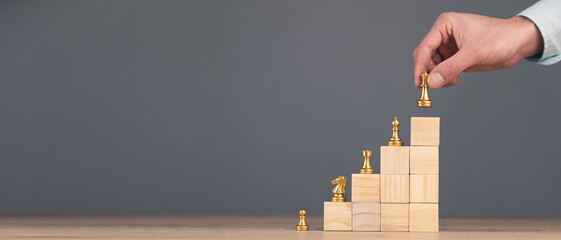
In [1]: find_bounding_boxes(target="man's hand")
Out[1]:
[413,12,543,88]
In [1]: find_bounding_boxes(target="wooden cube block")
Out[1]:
[410,175,439,203]
[410,204,438,232]
[351,174,380,203]
[380,146,410,175]
[411,117,440,146]
[381,175,409,203]
[324,202,352,231]
[380,203,409,232]
[352,203,381,231]
[410,146,439,174]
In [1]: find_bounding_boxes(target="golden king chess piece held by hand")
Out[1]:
[418,72,432,107]
[296,209,309,231]
[331,176,347,202]
[360,150,374,174]
[387,117,404,146]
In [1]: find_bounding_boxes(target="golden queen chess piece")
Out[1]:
[296,209,309,231]
[387,117,404,146]
[331,176,347,202]
[417,72,432,108]
[360,150,374,174]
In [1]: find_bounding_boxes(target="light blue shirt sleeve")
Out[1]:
[518,0,561,65]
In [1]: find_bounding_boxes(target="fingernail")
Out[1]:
[428,73,445,88]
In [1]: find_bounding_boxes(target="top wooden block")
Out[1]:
[380,146,409,175]
[411,117,440,146]
[352,174,380,203]
[324,202,352,231]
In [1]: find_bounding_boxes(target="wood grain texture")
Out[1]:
[410,117,440,146]
[1,214,561,239]
[352,203,381,232]
[410,146,439,175]
[381,175,409,203]
[380,146,410,175]
[351,174,380,203]
[324,202,352,231]
[410,203,439,232]
[381,203,409,232]
[410,175,439,203]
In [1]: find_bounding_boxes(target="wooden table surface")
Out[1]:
[1,214,560,239]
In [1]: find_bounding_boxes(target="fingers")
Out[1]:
[413,22,444,87]
[427,52,442,72]
[442,76,461,87]
[432,52,442,63]
[428,49,478,88]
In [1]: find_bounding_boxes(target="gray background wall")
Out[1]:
[0,0,559,216]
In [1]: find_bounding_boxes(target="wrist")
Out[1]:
[511,16,543,59]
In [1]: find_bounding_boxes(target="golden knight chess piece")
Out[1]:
[387,117,404,146]
[360,150,374,174]
[331,176,347,202]
[417,72,432,108]
[296,209,309,231]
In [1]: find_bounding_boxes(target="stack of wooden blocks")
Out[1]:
[324,117,440,232]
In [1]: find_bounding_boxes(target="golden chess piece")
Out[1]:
[331,176,347,202]
[360,150,374,174]
[296,209,309,231]
[387,117,404,146]
[417,72,432,108]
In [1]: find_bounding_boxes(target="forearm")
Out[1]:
[518,0,561,65]
[511,16,543,61]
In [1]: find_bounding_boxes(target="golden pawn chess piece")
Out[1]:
[360,150,374,174]
[417,72,432,108]
[296,209,309,231]
[331,176,347,202]
[387,117,404,146]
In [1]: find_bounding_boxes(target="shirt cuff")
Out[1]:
[518,0,561,65]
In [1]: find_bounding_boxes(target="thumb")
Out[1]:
[428,49,478,88]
